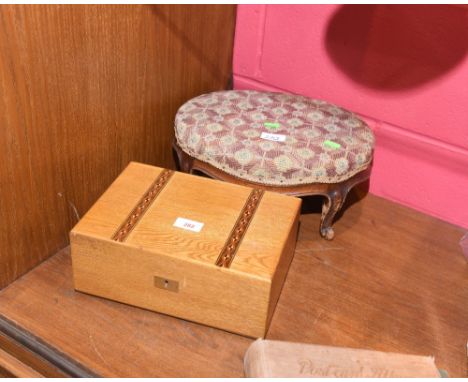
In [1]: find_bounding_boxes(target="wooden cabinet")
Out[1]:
[1,4,467,379]
[0,4,236,290]
[0,328,68,377]
[0,4,237,377]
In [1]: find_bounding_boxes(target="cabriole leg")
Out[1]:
[172,142,194,173]
[320,187,348,240]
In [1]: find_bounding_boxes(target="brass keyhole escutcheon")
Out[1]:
[154,276,179,293]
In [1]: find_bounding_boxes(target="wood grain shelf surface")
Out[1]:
[0,347,44,378]
[0,192,467,377]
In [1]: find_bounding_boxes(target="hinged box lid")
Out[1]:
[71,162,301,279]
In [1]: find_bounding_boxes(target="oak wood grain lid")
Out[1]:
[71,162,301,279]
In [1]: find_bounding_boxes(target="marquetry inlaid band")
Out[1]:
[215,188,265,268]
[112,169,174,242]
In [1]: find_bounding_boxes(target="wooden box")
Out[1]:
[70,162,301,338]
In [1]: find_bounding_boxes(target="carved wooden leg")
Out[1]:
[320,187,348,240]
[179,151,194,174]
[172,141,194,173]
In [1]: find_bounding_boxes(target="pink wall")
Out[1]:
[233,4,468,229]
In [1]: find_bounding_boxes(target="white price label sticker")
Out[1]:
[260,132,286,142]
[173,217,204,233]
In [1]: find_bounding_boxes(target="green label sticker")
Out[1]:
[324,140,341,149]
[264,122,280,130]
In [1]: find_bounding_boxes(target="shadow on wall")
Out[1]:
[325,5,468,90]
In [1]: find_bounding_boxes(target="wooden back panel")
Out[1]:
[0,5,236,289]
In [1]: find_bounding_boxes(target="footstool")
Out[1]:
[173,90,375,240]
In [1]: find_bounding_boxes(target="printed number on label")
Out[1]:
[260,132,286,142]
[173,217,204,233]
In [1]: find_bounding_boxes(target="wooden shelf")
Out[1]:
[0,192,466,377]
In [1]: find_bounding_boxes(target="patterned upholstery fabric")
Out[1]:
[175,90,374,186]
